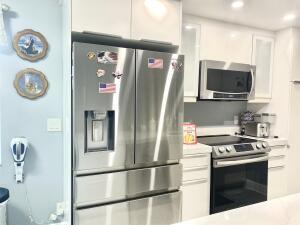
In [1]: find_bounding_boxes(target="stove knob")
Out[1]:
[262,143,268,148]
[226,146,232,152]
[218,147,226,153]
[256,143,262,149]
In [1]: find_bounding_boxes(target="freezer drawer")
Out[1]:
[75,164,182,207]
[135,50,184,165]
[74,191,182,225]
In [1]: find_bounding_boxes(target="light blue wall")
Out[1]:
[0,0,63,224]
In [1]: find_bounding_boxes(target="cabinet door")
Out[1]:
[251,36,274,99]
[131,0,182,45]
[181,23,201,101]
[182,179,210,220]
[200,24,252,64]
[268,166,287,200]
[72,0,131,38]
[291,29,300,81]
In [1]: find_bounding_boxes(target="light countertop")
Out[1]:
[183,143,212,155]
[236,135,288,147]
[174,193,300,225]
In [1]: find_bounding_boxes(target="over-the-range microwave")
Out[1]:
[198,60,256,101]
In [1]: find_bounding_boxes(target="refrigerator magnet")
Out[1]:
[96,69,106,77]
[171,60,183,71]
[112,71,123,79]
[97,51,118,64]
[148,58,163,69]
[87,51,96,61]
[99,82,116,94]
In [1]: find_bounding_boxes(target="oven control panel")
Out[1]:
[212,141,271,158]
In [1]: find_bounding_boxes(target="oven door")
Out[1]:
[199,60,256,100]
[211,154,268,214]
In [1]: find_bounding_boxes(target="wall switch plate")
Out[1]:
[47,118,62,132]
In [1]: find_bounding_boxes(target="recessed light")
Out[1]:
[283,13,296,21]
[231,1,244,9]
[185,25,194,30]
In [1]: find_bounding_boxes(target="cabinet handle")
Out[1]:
[269,155,285,160]
[183,178,208,185]
[269,165,285,170]
[183,153,208,159]
[183,166,208,172]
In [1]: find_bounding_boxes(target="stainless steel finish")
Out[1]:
[135,50,184,165]
[199,60,256,100]
[212,141,270,159]
[74,192,182,225]
[75,164,182,207]
[73,42,135,173]
[213,154,269,168]
[244,122,270,138]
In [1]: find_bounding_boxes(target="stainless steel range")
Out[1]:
[198,135,271,214]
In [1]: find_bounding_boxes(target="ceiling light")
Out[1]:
[144,0,167,21]
[231,1,244,9]
[185,25,194,30]
[283,13,296,21]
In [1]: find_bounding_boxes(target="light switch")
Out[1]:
[47,118,62,132]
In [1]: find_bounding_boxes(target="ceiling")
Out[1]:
[183,0,300,31]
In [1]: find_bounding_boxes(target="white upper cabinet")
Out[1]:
[131,0,182,45]
[250,35,274,102]
[291,30,300,81]
[200,24,252,64]
[72,0,132,38]
[181,22,201,102]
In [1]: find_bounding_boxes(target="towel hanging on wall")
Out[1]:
[0,1,8,47]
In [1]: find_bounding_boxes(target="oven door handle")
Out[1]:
[214,155,268,168]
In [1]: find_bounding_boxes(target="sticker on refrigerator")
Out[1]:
[97,51,118,64]
[99,82,116,94]
[96,69,106,77]
[112,71,123,79]
[171,60,183,71]
[148,58,163,69]
[87,51,96,61]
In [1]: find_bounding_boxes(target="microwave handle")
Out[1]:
[249,68,255,98]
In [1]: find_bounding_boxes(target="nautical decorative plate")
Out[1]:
[14,68,48,100]
[13,29,48,62]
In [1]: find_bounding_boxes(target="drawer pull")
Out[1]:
[269,155,285,160]
[183,178,207,185]
[183,153,208,159]
[183,166,208,172]
[269,165,285,170]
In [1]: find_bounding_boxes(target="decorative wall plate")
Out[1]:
[13,29,48,62]
[14,68,48,100]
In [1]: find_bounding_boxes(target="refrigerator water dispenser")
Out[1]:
[85,110,115,152]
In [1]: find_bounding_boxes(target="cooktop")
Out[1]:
[197,135,257,146]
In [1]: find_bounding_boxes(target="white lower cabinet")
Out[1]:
[268,146,287,200]
[181,153,210,221]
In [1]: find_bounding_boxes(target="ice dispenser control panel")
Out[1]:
[85,110,115,152]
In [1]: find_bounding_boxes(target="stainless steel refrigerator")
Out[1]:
[72,42,184,225]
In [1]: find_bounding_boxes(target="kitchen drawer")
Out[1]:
[268,165,287,200]
[269,146,287,157]
[182,166,209,182]
[268,155,285,168]
[182,179,210,220]
[181,153,210,169]
[75,191,181,225]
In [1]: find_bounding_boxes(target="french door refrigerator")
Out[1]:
[72,42,184,225]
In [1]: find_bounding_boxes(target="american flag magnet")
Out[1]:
[148,58,163,69]
[99,82,116,94]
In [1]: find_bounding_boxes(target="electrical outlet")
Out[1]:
[56,202,65,216]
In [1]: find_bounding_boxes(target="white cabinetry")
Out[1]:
[250,36,275,103]
[268,146,287,200]
[181,152,210,220]
[181,23,201,102]
[200,24,252,64]
[72,0,132,38]
[72,0,182,45]
[131,0,182,45]
[291,30,300,81]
